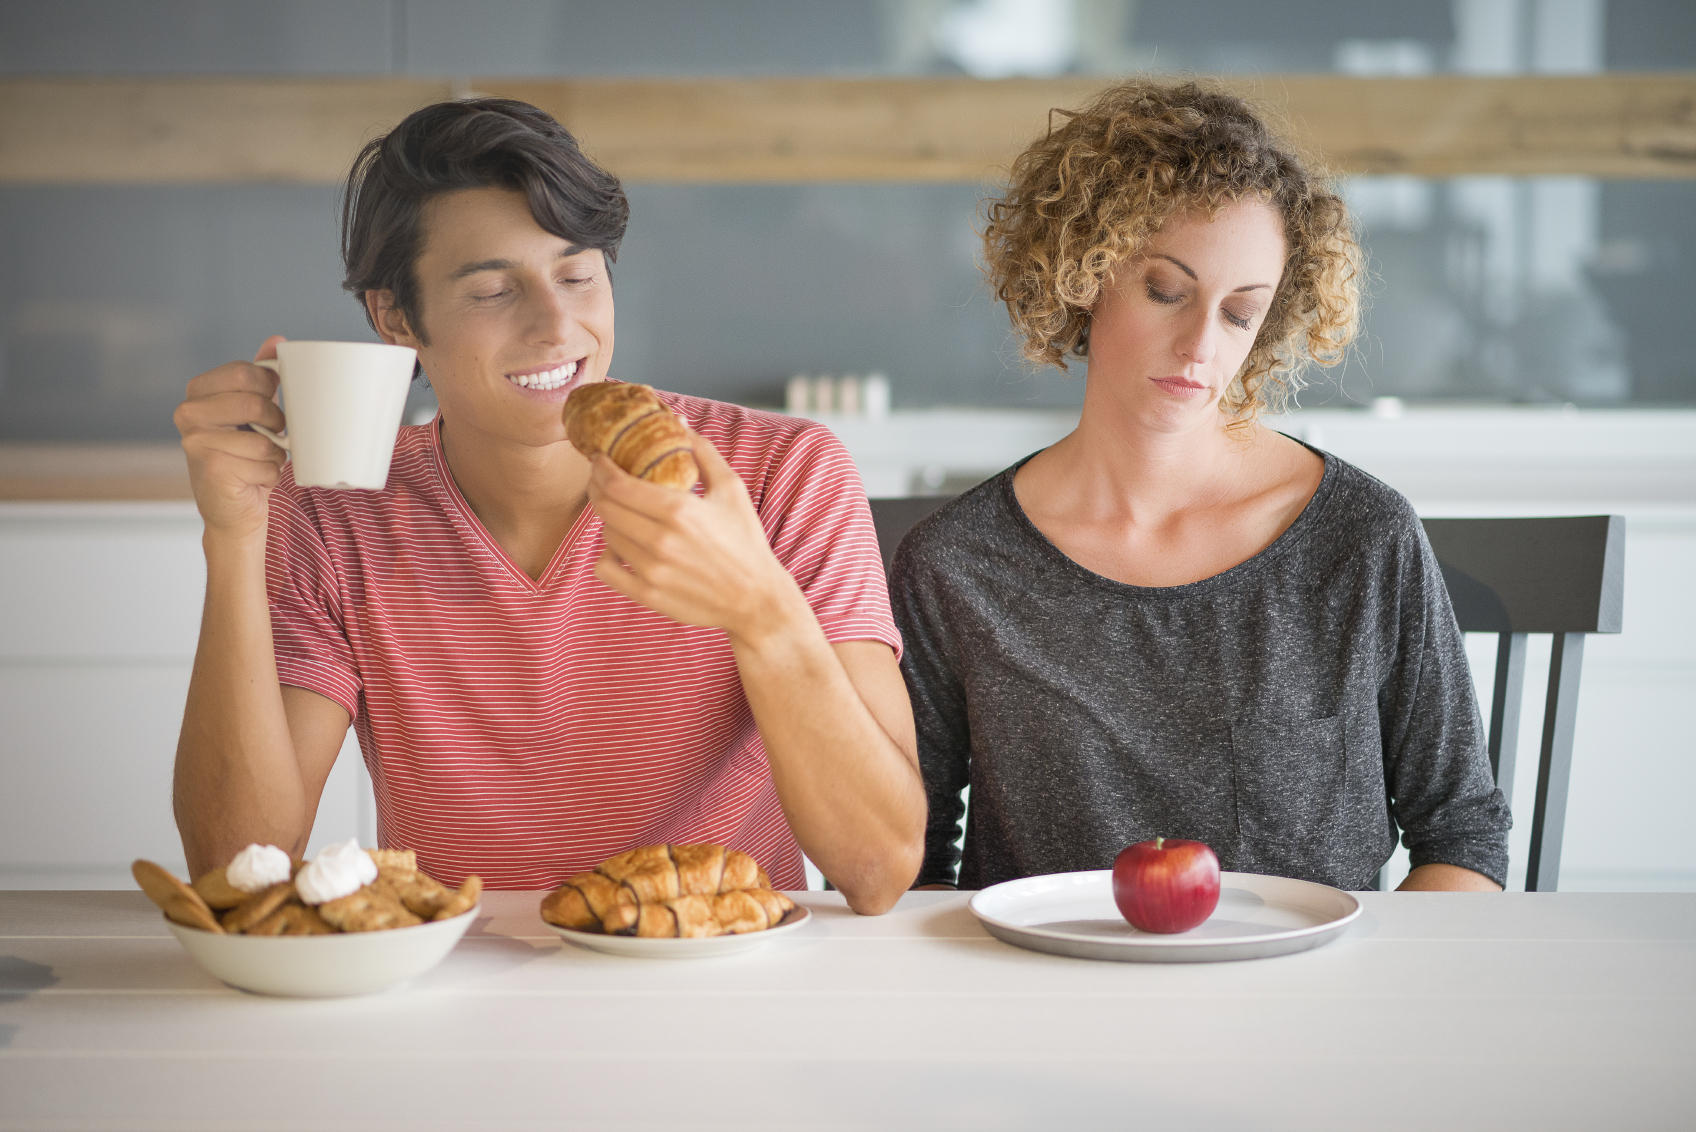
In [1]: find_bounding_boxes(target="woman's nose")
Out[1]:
[1176,309,1218,366]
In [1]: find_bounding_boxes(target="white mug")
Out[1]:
[251,340,416,490]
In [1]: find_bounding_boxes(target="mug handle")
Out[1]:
[249,358,290,451]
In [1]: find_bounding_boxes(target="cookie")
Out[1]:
[367,847,417,878]
[190,866,250,911]
[132,859,223,934]
[317,885,423,932]
[220,881,296,934]
[247,902,336,936]
[393,872,453,919]
[433,874,482,921]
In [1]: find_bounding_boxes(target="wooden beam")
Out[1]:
[1258,74,1696,178]
[0,78,459,184]
[486,76,1109,182]
[1,75,1693,185]
[0,445,190,501]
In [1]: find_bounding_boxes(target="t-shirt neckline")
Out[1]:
[995,437,1338,599]
[424,412,598,593]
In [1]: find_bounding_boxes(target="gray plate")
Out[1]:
[970,870,1361,963]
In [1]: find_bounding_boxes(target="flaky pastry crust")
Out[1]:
[562,382,699,490]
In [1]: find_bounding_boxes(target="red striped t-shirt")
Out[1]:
[264,387,900,890]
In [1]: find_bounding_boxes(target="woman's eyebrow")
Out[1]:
[450,244,588,281]
[1152,253,1272,293]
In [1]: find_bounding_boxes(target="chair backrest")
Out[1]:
[870,497,1625,891]
[869,495,952,576]
[1420,516,1624,890]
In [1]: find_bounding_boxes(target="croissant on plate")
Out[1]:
[540,843,795,939]
[562,381,699,490]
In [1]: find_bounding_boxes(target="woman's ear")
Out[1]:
[365,290,419,348]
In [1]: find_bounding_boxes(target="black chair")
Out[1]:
[1422,516,1624,890]
[869,497,1625,892]
[869,495,952,576]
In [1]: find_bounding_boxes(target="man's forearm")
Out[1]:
[173,533,311,875]
[729,592,925,915]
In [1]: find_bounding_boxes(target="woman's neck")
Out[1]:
[1036,405,1261,524]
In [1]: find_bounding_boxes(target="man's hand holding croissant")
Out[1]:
[587,430,807,645]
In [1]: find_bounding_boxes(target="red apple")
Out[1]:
[1111,837,1221,933]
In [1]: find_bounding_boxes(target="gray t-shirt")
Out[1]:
[890,448,1511,891]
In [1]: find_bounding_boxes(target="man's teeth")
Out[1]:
[507,361,579,389]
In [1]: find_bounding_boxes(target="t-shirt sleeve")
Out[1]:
[265,487,362,719]
[756,425,901,657]
[889,526,973,887]
[1380,515,1512,886]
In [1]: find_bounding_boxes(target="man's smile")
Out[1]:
[504,360,581,390]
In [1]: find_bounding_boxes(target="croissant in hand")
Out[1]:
[540,843,796,939]
[562,381,700,490]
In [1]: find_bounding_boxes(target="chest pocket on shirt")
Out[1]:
[1228,700,1393,882]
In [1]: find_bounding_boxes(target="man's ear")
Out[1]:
[366,290,420,347]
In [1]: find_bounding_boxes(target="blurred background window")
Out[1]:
[1,0,1692,441]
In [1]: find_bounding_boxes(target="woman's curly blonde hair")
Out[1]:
[983,79,1362,418]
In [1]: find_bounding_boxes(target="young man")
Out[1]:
[171,98,923,913]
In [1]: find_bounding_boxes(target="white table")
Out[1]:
[2,889,1692,1130]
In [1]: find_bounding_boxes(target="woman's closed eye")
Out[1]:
[1145,282,1183,306]
[1147,281,1258,330]
[1222,306,1255,330]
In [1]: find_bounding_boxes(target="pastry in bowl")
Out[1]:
[134,841,480,936]
[541,843,796,939]
[132,840,482,997]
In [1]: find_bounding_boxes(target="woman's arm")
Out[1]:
[1398,863,1503,891]
[1380,511,1514,888]
[888,537,974,890]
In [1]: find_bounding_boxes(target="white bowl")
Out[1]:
[164,905,479,997]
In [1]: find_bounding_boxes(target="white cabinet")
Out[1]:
[0,503,373,887]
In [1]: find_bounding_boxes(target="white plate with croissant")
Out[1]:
[540,843,809,959]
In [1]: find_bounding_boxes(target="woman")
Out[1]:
[891,80,1509,893]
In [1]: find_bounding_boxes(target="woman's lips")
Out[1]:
[1150,376,1207,397]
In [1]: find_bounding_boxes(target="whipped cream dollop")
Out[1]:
[293,838,377,905]
[225,843,292,893]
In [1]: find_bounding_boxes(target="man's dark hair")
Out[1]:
[341,97,629,341]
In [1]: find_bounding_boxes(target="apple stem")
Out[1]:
[1155,836,1164,851]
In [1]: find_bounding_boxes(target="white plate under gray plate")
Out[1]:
[545,904,811,958]
[970,870,1361,963]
